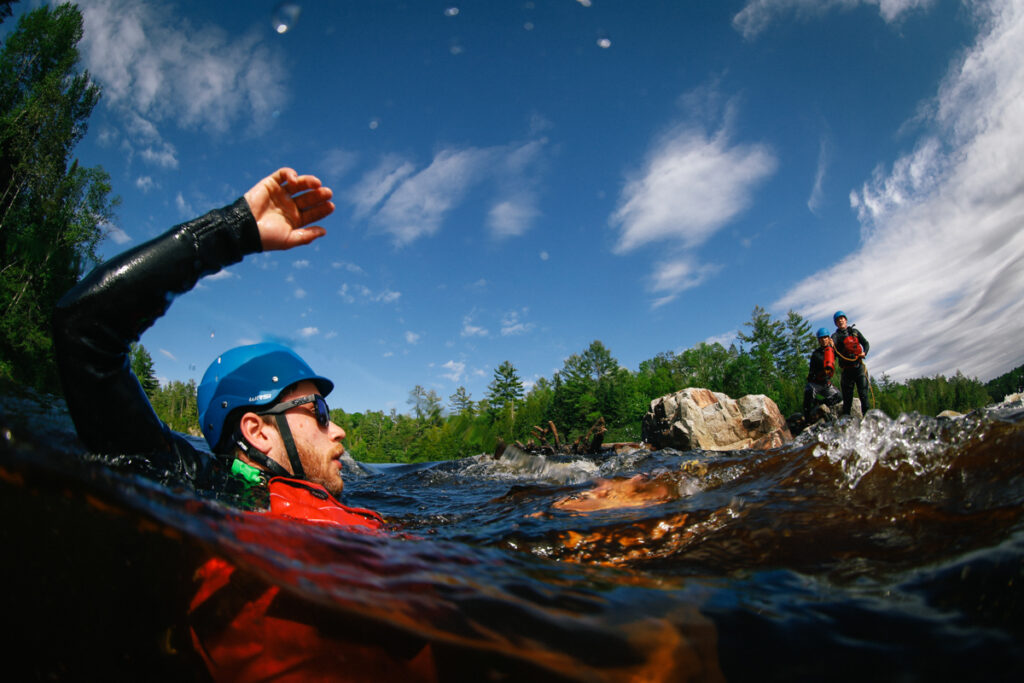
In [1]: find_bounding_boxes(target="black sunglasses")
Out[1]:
[257,394,331,427]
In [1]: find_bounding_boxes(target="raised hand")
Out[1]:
[244,167,336,251]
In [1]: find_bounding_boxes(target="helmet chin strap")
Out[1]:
[233,416,306,480]
[271,414,306,480]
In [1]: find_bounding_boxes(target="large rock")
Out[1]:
[641,388,792,452]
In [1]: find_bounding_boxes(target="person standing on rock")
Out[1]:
[803,328,841,420]
[831,311,871,416]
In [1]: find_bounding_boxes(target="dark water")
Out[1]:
[2,393,1023,681]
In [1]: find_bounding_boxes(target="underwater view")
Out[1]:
[3,394,1023,681]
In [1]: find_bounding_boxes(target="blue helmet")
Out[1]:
[197,343,333,453]
[833,310,847,324]
[816,327,831,338]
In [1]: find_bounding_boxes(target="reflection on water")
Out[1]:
[2,393,1023,681]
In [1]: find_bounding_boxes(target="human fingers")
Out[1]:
[282,173,324,195]
[295,201,335,228]
[293,186,333,211]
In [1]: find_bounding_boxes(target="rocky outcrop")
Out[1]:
[641,388,792,452]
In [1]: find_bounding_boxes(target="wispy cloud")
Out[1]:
[405,331,420,344]
[611,103,776,306]
[733,0,936,39]
[807,134,830,214]
[500,310,535,336]
[349,140,547,246]
[338,283,402,304]
[441,360,466,382]
[649,258,720,309]
[612,123,776,254]
[77,0,288,167]
[776,0,1024,382]
[461,315,489,338]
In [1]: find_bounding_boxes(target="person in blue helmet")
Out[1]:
[53,168,381,524]
[831,310,871,416]
[802,327,841,420]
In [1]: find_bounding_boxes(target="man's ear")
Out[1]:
[238,411,274,455]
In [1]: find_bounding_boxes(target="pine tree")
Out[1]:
[129,343,159,399]
[486,360,524,415]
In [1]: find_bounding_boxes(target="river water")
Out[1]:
[2,394,1023,681]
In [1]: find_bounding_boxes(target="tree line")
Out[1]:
[132,305,1013,464]
[1,4,1016,464]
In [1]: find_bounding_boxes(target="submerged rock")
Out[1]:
[641,388,792,451]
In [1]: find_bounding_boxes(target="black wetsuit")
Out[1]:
[832,326,871,416]
[52,198,262,495]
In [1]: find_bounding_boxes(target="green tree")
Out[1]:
[151,379,198,434]
[129,342,158,399]
[407,384,442,425]
[486,360,524,415]
[0,3,118,390]
[448,386,475,415]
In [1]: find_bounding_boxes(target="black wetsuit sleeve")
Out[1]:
[52,198,262,477]
[858,330,870,356]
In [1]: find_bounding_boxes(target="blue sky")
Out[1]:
[34,0,1024,412]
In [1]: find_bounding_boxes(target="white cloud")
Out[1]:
[337,283,401,304]
[488,198,539,238]
[405,331,420,344]
[441,360,466,382]
[500,310,535,336]
[648,258,720,309]
[807,135,829,214]
[776,0,1024,382]
[320,147,359,181]
[175,192,193,218]
[350,140,547,246]
[298,326,319,338]
[733,0,935,39]
[371,148,493,245]
[611,123,776,254]
[293,259,311,269]
[461,315,489,337]
[294,288,307,299]
[104,223,132,245]
[331,261,366,274]
[135,176,155,193]
[77,0,288,164]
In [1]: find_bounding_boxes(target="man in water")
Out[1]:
[803,327,842,421]
[831,310,871,416]
[53,168,381,528]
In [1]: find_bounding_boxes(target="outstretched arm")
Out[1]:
[244,167,335,251]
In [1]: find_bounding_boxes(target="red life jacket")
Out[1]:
[839,331,864,360]
[189,477,405,681]
[266,476,384,529]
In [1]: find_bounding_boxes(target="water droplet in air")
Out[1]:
[444,6,460,17]
[596,33,611,49]
[272,3,301,34]
[369,119,379,130]
[523,22,534,31]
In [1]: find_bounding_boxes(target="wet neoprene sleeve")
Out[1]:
[52,197,261,480]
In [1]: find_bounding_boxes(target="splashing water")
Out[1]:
[271,2,301,34]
